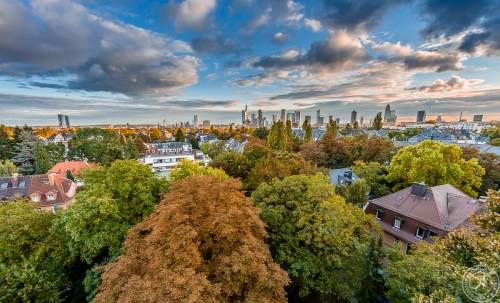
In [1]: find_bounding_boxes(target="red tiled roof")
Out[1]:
[48,161,93,178]
[369,184,482,231]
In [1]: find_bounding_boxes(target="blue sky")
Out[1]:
[0,0,499,125]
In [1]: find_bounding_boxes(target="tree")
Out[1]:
[68,128,124,166]
[0,201,70,302]
[46,143,66,165]
[11,129,37,175]
[300,141,327,167]
[325,120,337,140]
[252,127,269,140]
[0,160,17,177]
[335,179,370,208]
[302,120,313,142]
[170,160,228,181]
[267,121,287,151]
[252,174,384,301]
[244,151,322,192]
[372,112,383,130]
[53,161,168,299]
[201,141,227,159]
[353,161,392,198]
[0,129,14,161]
[149,128,162,142]
[34,143,51,174]
[174,128,186,142]
[94,176,289,303]
[489,138,500,146]
[386,140,485,197]
[242,139,270,167]
[210,151,252,179]
[285,119,293,149]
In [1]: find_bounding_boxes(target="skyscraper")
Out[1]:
[305,115,311,124]
[257,109,263,127]
[64,115,70,128]
[57,114,64,128]
[193,114,199,127]
[351,110,357,126]
[251,113,257,127]
[241,105,249,126]
[417,110,426,123]
[316,110,323,127]
[294,110,301,126]
[473,114,483,122]
[384,104,397,125]
[272,113,278,123]
[360,116,364,127]
[280,109,286,123]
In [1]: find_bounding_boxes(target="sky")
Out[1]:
[1,0,500,126]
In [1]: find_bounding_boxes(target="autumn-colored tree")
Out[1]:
[335,178,370,208]
[300,141,327,167]
[244,151,322,192]
[302,120,313,142]
[372,112,383,130]
[94,176,289,303]
[387,140,485,197]
[462,147,499,195]
[243,137,270,166]
[149,127,162,142]
[252,174,384,301]
[174,128,186,142]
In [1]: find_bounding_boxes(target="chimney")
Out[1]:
[410,182,427,197]
[11,173,18,188]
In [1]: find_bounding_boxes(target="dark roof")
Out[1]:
[0,176,31,200]
[369,183,482,231]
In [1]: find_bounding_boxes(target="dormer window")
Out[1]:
[47,193,56,201]
[394,217,403,229]
[416,227,426,239]
[18,181,26,188]
[375,209,384,220]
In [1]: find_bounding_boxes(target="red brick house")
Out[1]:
[365,183,484,253]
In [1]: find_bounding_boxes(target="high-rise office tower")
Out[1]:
[416,110,426,123]
[294,110,301,126]
[280,109,286,123]
[351,110,357,125]
[57,114,64,128]
[241,105,249,126]
[336,118,340,125]
[251,113,257,127]
[316,110,323,127]
[64,115,70,128]
[360,116,364,127]
[272,113,278,123]
[193,114,199,127]
[473,114,483,122]
[258,109,263,127]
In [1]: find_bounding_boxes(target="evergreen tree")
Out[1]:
[267,121,287,151]
[285,119,293,149]
[372,112,383,130]
[0,160,17,177]
[11,129,37,175]
[325,120,337,140]
[174,128,186,142]
[302,120,313,142]
[34,143,51,174]
[0,130,13,161]
[66,169,75,181]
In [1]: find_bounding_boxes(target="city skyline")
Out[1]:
[1,0,500,125]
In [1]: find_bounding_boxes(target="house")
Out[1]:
[48,133,65,144]
[225,139,248,153]
[0,174,77,212]
[48,161,93,186]
[329,168,358,185]
[365,182,484,253]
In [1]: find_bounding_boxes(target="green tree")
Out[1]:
[252,174,383,302]
[242,141,270,167]
[372,112,383,130]
[285,119,293,149]
[325,120,337,140]
[489,138,500,146]
[201,140,227,159]
[174,128,186,142]
[170,160,228,181]
[11,129,37,175]
[34,143,51,174]
[0,160,17,177]
[386,140,485,197]
[353,161,392,198]
[252,127,269,140]
[94,176,289,303]
[46,143,66,165]
[267,121,287,151]
[68,128,124,166]
[0,129,14,161]
[0,201,70,302]
[303,120,313,142]
[335,178,370,208]
[210,151,252,179]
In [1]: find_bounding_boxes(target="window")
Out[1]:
[47,194,56,201]
[375,209,384,220]
[19,181,26,188]
[0,183,7,189]
[416,227,426,239]
[394,217,403,229]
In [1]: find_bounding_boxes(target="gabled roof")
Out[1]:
[369,183,482,231]
[48,161,93,177]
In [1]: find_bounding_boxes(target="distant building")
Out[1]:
[473,115,483,122]
[305,115,311,124]
[272,113,279,123]
[360,116,364,127]
[417,110,426,123]
[295,110,301,126]
[64,115,70,128]
[58,114,64,128]
[316,110,324,127]
[365,183,484,253]
[280,109,286,123]
[384,104,397,125]
[193,114,199,127]
[329,168,358,185]
[202,120,211,128]
[336,118,340,125]
[141,142,207,176]
[436,115,443,123]
[351,110,357,126]
[258,109,263,127]
[48,161,93,187]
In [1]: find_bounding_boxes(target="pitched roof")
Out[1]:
[369,183,482,231]
[48,161,93,177]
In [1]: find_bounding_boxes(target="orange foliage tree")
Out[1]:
[94,176,289,303]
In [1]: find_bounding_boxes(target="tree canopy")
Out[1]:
[169,160,228,182]
[252,174,384,302]
[94,176,289,303]
[0,160,17,177]
[386,140,484,197]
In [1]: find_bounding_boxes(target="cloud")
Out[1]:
[304,18,321,32]
[459,17,500,55]
[372,41,463,72]
[0,0,199,96]
[240,0,304,33]
[409,75,483,92]
[322,0,404,31]
[165,99,239,108]
[272,32,289,42]
[164,0,216,30]
[253,30,369,71]
[190,34,243,54]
